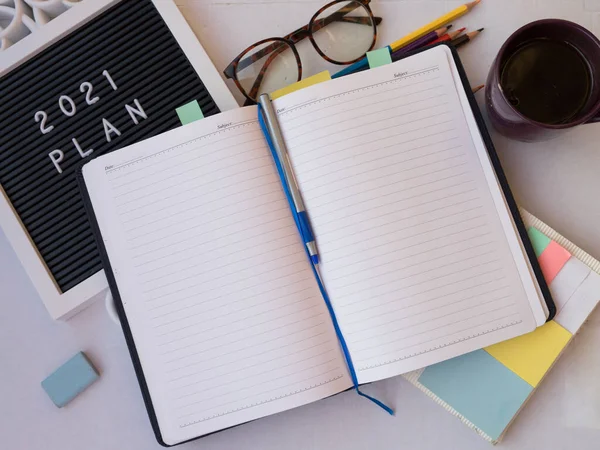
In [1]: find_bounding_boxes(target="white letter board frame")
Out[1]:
[0,0,238,320]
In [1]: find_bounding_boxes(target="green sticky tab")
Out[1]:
[366,47,392,69]
[527,227,551,257]
[176,100,204,125]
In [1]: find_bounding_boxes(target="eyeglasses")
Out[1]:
[224,0,382,105]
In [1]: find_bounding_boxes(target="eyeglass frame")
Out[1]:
[223,0,382,104]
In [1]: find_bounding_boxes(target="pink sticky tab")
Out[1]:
[538,241,571,283]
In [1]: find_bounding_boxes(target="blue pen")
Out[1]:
[331,46,392,79]
[257,99,394,417]
[258,94,319,265]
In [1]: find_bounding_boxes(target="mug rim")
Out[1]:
[494,18,600,129]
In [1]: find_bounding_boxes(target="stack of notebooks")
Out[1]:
[404,209,600,443]
[79,46,559,446]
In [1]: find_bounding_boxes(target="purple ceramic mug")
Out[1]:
[486,19,600,142]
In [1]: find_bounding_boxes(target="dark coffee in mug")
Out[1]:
[500,38,592,125]
[486,19,600,142]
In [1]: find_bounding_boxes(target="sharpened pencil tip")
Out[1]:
[477,28,484,32]
[448,28,466,39]
[447,24,453,30]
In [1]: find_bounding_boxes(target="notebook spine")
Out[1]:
[257,103,394,415]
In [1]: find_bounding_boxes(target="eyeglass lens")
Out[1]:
[311,0,375,63]
[235,40,300,101]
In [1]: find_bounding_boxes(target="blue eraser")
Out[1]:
[41,352,99,408]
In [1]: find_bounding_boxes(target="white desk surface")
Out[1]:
[2,1,600,448]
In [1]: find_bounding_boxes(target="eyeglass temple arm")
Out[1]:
[245,42,294,101]
[227,41,295,78]
[309,5,376,34]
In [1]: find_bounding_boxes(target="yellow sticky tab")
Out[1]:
[270,71,331,100]
[485,321,572,387]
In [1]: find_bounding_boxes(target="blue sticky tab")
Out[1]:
[418,350,533,440]
[42,352,99,408]
[332,58,369,78]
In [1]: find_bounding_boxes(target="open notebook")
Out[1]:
[79,46,553,446]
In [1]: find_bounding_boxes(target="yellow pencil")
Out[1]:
[390,0,481,52]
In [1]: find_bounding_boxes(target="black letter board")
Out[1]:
[0,0,220,292]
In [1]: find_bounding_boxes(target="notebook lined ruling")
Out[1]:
[79,46,554,446]
[404,209,600,444]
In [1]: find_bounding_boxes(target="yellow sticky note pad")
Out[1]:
[270,71,331,100]
[485,321,572,387]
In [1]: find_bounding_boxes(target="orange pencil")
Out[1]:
[430,27,466,45]
[390,26,451,58]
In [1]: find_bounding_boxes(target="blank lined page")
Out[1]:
[83,107,350,445]
[273,46,543,383]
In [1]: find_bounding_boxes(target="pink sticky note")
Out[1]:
[538,241,571,283]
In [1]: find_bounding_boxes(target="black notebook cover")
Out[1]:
[77,44,555,447]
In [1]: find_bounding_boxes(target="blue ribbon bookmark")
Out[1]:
[258,104,394,416]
